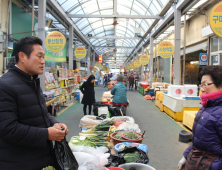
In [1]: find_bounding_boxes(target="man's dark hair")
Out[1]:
[13,36,43,63]
[199,65,222,88]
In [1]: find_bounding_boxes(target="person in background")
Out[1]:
[128,73,134,90]
[111,75,127,105]
[108,73,113,82]
[80,75,96,115]
[0,36,68,170]
[103,74,108,87]
[123,72,128,88]
[134,75,140,91]
[178,65,222,170]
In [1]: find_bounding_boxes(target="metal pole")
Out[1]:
[93,51,95,66]
[31,0,34,36]
[38,0,46,91]
[141,46,144,81]
[174,5,181,85]
[87,46,91,76]
[150,37,154,85]
[183,14,186,85]
[69,26,73,69]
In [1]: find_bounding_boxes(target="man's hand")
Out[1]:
[53,123,69,135]
[48,127,65,141]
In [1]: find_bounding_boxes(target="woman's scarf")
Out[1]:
[200,91,222,107]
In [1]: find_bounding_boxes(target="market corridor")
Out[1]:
[56,86,190,170]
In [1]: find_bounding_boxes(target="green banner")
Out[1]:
[45,47,66,62]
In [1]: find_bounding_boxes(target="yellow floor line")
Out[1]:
[57,101,77,116]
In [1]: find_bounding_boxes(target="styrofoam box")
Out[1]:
[184,84,198,97]
[168,85,185,97]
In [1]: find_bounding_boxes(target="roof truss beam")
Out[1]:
[95,46,134,49]
[88,36,142,40]
[68,14,164,19]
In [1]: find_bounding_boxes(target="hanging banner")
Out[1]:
[99,55,102,63]
[45,31,66,52]
[130,63,136,69]
[158,41,174,58]
[139,55,150,65]
[75,47,87,59]
[45,47,66,62]
[210,2,222,37]
[134,60,141,67]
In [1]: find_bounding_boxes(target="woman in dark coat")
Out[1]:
[178,65,222,170]
[80,75,96,115]
[128,73,134,90]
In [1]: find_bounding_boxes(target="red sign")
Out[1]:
[175,89,182,95]
[187,89,194,95]
[99,55,102,63]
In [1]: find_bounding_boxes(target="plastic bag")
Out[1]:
[114,142,148,154]
[54,137,79,170]
[106,155,125,167]
[70,146,109,157]
[116,122,141,133]
[111,116,135,124]
[118,147,149,164]
[79,115,111,128]
[109,105,126,116]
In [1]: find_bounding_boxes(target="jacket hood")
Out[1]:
[87,75,95,84]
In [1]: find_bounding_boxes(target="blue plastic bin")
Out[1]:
[75,92,80,101]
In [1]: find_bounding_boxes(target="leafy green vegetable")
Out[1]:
[93,120,115,131]
[124,152,141,163]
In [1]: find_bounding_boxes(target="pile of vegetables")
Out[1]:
[42,166,55,170]
[93,120,115,131]
[124,152,141,163]
[69,132,109,148]
[114,131,142,140]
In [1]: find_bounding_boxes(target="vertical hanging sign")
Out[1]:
[99,55,103,63]
[158,41,174,58]
[75,47,87,59]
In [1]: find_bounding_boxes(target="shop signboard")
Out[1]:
[134,60,141,67]
[105,63,109,66]
[45,31,66,52]
[130,63,136,69]
[75,47,87,59]
[214,55,219,65]
[45,47,66,62]
[199,53,208,68]
[210,2,222,37]
[139,55,149,65]
[158,41,174,58]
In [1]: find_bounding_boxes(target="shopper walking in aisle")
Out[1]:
[0,36,69,170]
[129,73,135,90]
[134,75,140,91]
[80,75,96,115]
[111,75,128,105]
[178,65,222,170]
[103,74,108,87]
[123,72,128,88]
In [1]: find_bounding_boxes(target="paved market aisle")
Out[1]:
[56,86,190,170]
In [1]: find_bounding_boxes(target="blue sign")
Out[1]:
[105,63,109,66]
[199,53,208,68]
[214,55,219,65]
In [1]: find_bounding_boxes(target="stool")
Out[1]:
[179,130,192,143]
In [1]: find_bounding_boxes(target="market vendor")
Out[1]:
[178,65,222,170]
[0,36,68,170]
[111,75,128,106]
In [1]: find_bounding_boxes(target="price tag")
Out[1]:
[79,136,86,140]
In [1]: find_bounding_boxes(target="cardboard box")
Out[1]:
[184,85,198,97]
[168,85,185,97]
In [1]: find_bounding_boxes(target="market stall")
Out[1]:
[66,114,155,170]
[162,94,201,121]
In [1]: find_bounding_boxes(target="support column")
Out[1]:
[68,25,73,69]
[149,37,154,85]
[87,46,91,76]
[31,0,34,36]
[141,46,144,81]
[93,51,95,66]
[174,5,181,85]
[38,0,46,91]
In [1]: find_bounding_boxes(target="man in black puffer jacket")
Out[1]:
[0,36,69,170]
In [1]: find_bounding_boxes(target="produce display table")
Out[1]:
[162,94,201,121]
[183,111,197,130]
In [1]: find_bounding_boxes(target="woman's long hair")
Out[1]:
[86,75,95,86]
